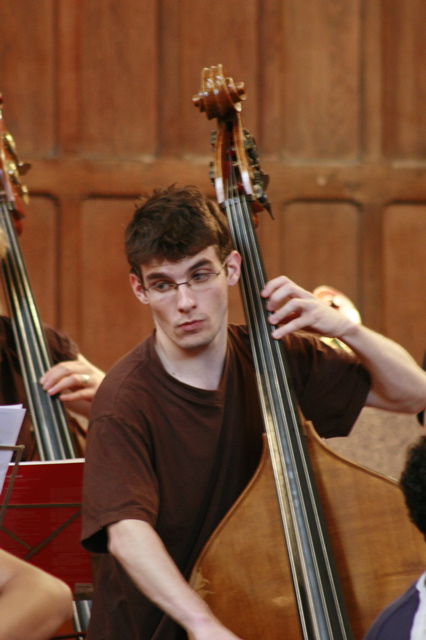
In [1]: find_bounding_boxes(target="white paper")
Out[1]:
[0,404,26,493]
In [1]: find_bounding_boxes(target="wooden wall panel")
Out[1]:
[79,0,158,156]
[19,197,60,327]
[282,0,361,159]
[79,198,152,370]
[382,0,426,158]
[383,204,426,362]
[0,197,59,327]
[256,0,284,154]
[0,0,56,156]
[280,202,360,302]
[179,0,259,155]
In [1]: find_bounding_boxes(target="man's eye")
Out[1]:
[191,272,211,283]
[152,282,173,292]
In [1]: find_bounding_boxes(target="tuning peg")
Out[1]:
[17,161,31,176]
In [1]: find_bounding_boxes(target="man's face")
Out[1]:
[130,246,241,356]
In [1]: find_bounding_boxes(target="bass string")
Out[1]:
[0,200,75,461]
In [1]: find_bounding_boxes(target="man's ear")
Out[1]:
[130,272,150,305]
[226,250,242,287]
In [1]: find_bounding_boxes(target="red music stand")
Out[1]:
[0,456,93,598]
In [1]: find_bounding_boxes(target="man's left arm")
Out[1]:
[334,323,426,412]
[261,276,426,414]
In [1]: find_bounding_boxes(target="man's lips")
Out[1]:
[177,319,204,332]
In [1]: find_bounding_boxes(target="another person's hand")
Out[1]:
[40,354,105,404]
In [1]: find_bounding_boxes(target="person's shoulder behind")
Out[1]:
[0,315,78,362]
[363,580,420,640]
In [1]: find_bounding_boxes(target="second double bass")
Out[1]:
[189,65,426,640]
[0,96,92,638]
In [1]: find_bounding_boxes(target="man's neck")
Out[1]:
[154,335,227,390]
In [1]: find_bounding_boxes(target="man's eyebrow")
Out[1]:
[145,270,171,283]
[188,258,214,271]
[145,259,214,282]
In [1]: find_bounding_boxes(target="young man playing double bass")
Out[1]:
[81,184,426,640]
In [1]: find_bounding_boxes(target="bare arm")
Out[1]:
[108,519,243,640]
[40,354,105,418]
[0,550,72,640]
[261,276,426,413]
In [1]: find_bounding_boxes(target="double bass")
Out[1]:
[190,65,426,639]
[0,95,91,638]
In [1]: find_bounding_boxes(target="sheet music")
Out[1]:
[0,404,26,493]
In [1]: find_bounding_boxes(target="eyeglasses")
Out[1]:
[143,259,228,299]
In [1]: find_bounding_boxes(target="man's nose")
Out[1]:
[176,283,196,308]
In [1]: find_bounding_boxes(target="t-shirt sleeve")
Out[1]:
[284,333,371,439]
[81,414,160,553]
[232,325,370,439]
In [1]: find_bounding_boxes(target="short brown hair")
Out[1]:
[125,185,232,276]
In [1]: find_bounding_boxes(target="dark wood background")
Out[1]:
[1,0,425,476]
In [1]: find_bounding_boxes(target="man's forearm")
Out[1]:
[340,323,426,412]
[108,519,242,640]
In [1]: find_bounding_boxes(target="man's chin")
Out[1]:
[177,336,211,351]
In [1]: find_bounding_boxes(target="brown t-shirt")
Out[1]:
[0,316,79,457]
[82,325,370,640]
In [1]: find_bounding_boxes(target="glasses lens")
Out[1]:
[189,273,216,291]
